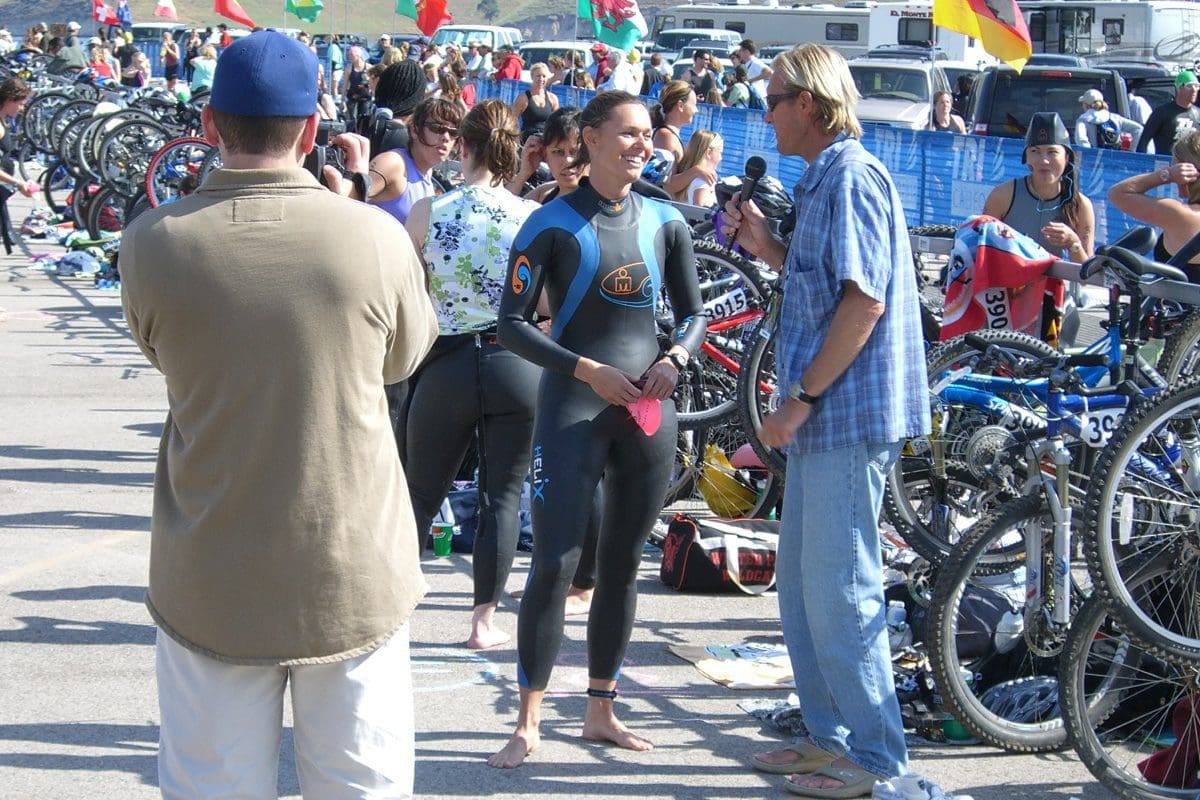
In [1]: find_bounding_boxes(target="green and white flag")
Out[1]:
[578,0,648,53]
[286,0,323,24]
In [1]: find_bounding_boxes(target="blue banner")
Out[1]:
[475,79,1170,242]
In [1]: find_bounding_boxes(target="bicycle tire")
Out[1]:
[95,118,172,198]
[1157,308,1200,382]
[46,99,95,159]
[22,91,72,154]
[909,223,956,344]
[883,329,1057,563]
[1081,373,1200,664]
[674,240,770,430]
[664,414,782,519]
[1060,565,1200,800]
[84,185,126,240]
[40,158,70,215]
[736,298,787,480]
[927,493,1086,753]
[144,136,211,208]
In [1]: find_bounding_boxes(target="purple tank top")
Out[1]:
[372,148,435,225]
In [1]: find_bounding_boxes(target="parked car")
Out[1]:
[429,24,522,52]
[1025,53,1090,68]
[964,64,1130,140]
[849,56,951,130]
[1091,60,1172,80]
[650,27,741,62]
[518,40,593,83]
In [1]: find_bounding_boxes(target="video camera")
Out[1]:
[303,119,347,186]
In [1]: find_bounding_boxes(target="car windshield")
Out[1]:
[656,31,710,51]
[521,47,574,67]
[850,65,930,102]
[432,29,492,47]
[983,73,1119,138]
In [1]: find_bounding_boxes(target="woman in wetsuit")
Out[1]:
[0,79,35,254]
[403,100,541,650]
[1108,128,1200,282]
[489,90,707,769]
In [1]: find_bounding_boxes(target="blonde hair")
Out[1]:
[530,62,549,79]
[672,130,722,201]
[1174,129,1200,204]
[771,44,862,139]
[381,46,403,66]
[200,44,217,59]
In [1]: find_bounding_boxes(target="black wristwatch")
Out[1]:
[666,350,688,371]
[787,381,820,406]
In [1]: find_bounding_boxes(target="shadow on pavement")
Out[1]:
[12,585,144,603]
[0,510,150,530]
[0,615,155,646]
[0,467,153,487]
[0,722,157,785]
[0,444,155,463]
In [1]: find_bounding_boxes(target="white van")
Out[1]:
[650,27,742,61]
[430,24,522,52]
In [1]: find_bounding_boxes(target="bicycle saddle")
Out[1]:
[1082,245,1188,283]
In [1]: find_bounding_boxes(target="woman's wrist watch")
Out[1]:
[665,350,688,371]
[1160,167,1172,184]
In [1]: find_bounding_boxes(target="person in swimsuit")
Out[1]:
[342,46,372,133]
[368,95,462,225]
[927,90,965,134]
[489,90,707,770]
[402,100,542,650]
[1109,128,1200,282]
[513,63,559,141]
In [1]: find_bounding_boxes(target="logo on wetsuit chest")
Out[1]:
[511,255,532,295]
[530,444,549,503]
[599,262,654,308]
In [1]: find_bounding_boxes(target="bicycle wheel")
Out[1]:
[46,99,95,159]
[664,413,781,520]
[40,157,71,215]
[909,223,955,344]
[84,186,127,240]
[144,137,211,207]
[95,118,171,198]
[22,91,72,154]
[884,329,1058,563]
[927,493,1088,753]
[1061,564,1200,800]
[1083,374,1200,663]
[673,240,770,430]
[1158,309,1200,382]
[736,296,787,480]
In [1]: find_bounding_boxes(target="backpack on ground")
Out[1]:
[1095,117,1122,149]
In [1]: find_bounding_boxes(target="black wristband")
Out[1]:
[351,171,371,201]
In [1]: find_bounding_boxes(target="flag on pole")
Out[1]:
[933,0,1032,72]
[395,0,452,37]
[153,0,178,20]
[214,0,256,28]
[578,0,648,53]
[93,0,118,25]
[286,0,324,24]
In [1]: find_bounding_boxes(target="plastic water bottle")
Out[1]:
[887,601,912,650]
[942,668,975,742]
[993,609,1025,654]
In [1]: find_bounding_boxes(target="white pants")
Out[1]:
[156,626,414,799]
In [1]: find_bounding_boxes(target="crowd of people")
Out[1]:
[16,11,1193,800]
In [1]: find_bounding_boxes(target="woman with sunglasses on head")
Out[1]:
[490,90,706,770]
[368,96,463,225]
[401,100,541,650]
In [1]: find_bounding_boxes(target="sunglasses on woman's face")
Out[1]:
[425,123,460,139]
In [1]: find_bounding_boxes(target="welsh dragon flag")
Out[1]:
[396,0,452,37]
[578,0,648,53]
[286,0,323,23]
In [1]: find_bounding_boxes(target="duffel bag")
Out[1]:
[659,514,778,595]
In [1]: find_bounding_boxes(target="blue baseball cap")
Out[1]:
[209,31,318,118]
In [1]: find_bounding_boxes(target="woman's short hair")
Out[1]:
[411,95,466,134]
[0,77,30,104]
[200,44,217,59]
[543,106,580,146]
[771,44,862,139]
[530,62,549,79]
[459,99,519,183]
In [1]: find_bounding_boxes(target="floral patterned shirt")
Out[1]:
[423,184,540,335]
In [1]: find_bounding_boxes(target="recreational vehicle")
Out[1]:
[649,1,874,58]
[1017,0,1200,64]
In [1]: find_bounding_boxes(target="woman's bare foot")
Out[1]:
[487,727,540,769]
[466,603,510,650]
[564,586,593,617]
[582,698,653,751]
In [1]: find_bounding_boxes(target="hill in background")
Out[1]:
[0,0,683,41]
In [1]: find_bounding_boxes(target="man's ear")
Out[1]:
[200,104,220,148]
[298,112,320,157]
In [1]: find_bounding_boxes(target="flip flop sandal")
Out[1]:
[751,741,836,775]
[783,763,881,799]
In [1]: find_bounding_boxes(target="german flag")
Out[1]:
[934,0,1032,72]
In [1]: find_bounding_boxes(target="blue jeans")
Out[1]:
[778,441,906,779]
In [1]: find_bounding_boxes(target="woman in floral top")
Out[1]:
[403,100,542,650]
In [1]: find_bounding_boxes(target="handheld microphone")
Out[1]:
[738,156,768,209]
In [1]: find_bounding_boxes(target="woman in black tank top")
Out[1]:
[512,64,559,140]
[1109,129,1200,282]
[928,90,965,134]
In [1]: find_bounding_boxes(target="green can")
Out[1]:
[431,522,454,557]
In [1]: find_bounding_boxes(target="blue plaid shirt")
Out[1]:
[777,134,931,454]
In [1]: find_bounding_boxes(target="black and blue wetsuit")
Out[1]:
[498,179,706,690]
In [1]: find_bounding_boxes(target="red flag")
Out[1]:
[214,0,256,28]
[93,0,118,25]
[934,0,1032,71]
[154,0,179,20]
[395,0,452,38]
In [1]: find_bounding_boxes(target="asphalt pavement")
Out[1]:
[0,191,1117,799]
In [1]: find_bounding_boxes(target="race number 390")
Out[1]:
[984,289,1011,330]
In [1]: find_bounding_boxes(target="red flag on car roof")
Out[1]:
[214,0,256,28]
[933,0,1032,72]
[93,0,119,25]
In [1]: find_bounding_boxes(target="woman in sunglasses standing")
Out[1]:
[490,90,706,769]
[370,96,464,225]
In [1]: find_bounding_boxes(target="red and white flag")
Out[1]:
[93,0,119,25]
[154,0,179,20]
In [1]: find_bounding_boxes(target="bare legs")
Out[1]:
[466,602,511,650]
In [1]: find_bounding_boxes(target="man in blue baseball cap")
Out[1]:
[1138,69,1200,154]
[120,29,436,798]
